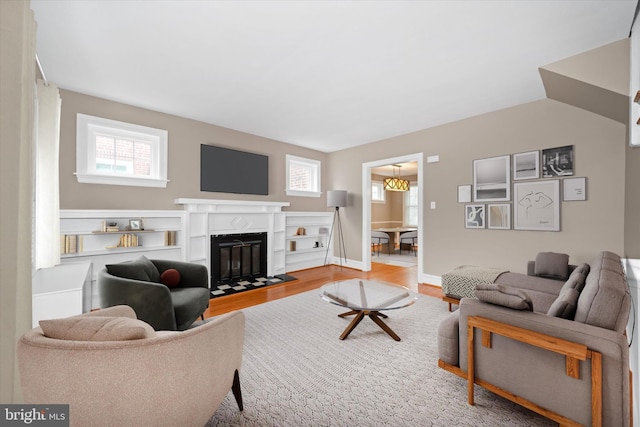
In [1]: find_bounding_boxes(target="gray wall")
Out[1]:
[59,90,329,212]
[329,98,628,276]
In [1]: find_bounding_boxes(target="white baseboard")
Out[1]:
[421,273,441,287]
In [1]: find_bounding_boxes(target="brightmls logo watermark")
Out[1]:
[0,405,68,426]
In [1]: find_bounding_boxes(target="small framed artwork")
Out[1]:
[457,185,471,203]
[542,145,574,177]
[513,150,539,181]
[129,219,142,230]
[473,155,510,202]
[465,204,485,229]
[513,180,560,231]
[563,177,587,201]
[487,204,511,230]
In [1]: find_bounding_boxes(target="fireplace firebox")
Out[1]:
[210,233,267,286]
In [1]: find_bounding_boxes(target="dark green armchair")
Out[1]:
[97,256,210,331]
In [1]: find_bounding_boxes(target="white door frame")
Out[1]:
[362,152,424,283]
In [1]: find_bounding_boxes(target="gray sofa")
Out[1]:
[98,256,210,331]
[437,251,632,426]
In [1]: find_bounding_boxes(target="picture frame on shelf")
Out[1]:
[542,145,574,177]
[563,177,587,201]
[513,180,560,231]
[513,150,539,181]
[457,185,471,203]
[465,204,485,229]
[473,155,510,202]
[129,219,142,230]
[487,203,511,230]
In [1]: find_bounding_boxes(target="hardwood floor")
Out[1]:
[203,262,444,318]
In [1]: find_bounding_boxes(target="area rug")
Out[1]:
[205,290,554,426]
[210,274,297,299]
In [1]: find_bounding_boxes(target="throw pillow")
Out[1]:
[160,268,181,288]
[475,283,533,311]
[40,316,156,341]
[534,252,570,280]
[137,255,161,283]
[105,260,150,281]
[547,288,580,319]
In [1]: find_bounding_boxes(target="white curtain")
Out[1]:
[35,79,61,269]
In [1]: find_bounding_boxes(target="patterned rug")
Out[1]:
[210,274,297,299]
[205,289,554,426]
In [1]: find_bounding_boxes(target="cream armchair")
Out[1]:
[18,305,244,427]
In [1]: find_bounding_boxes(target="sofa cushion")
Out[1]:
[160,268,181,288]
[437,311,460,366]
[138,255,161,283]
[105,260,150,281]
[574,255,630,332]
[547,288,580,319]
[534,252,570,280]
[40,316,156,341]
[560,263,589,293]
[475,283,533,311]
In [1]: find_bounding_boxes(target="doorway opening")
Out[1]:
[362,153,424,284]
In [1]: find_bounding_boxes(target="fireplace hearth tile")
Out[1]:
[210,274,297,299]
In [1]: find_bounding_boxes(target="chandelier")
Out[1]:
[383,165,409,191]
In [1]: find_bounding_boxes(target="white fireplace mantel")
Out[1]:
[175,199,290,281]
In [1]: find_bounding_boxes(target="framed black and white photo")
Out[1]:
[465,204,485,229]
[563,177,587,201]
[473,155,510,202]
[487,204,511,230]
[514,180,560,231]
[542,145,574,177]
[457,184,471,203]
[513,150,539,180]
[129,219,142,230]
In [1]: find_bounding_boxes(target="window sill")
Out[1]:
[75,173,169,188]
[286,189,321,198]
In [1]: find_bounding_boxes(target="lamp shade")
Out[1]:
[327,190,347,207]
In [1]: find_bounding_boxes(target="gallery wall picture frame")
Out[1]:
[563,177,587,201]
[513,150,540,181]
[542,145,574,177]
[473,155,510,202]
[465,204,485,229]
[487,204,511,230]
[457,185,471,203]
[513,180,560,231]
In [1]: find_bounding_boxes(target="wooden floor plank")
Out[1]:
[204,263,444,318]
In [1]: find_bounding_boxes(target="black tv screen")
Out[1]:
[200,145,269,195]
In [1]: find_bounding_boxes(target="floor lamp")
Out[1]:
[325,190,347,268]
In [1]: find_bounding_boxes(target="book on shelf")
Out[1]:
[60,234,83,254]
[164,230,177,246]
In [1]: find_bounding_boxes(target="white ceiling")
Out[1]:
[31,1,637,153]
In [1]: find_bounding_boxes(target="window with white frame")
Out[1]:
[76,113,168,187]
[403,182,418,226]
[286,154,321,197]
[372,181,386,202]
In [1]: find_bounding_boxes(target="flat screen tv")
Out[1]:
[200,145,269,195]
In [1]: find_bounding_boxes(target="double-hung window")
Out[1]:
[403,182,418,226]
[286,154,321,197]
[76,114,168,187]
[372,181,386,202]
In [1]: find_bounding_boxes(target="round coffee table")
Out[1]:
[320,279,418,341]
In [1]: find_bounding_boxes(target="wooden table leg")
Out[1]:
[338,310,359,318]
[369,312,401,341]
[339,311,365,340]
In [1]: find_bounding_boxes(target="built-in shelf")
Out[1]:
[285,211,334,272]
